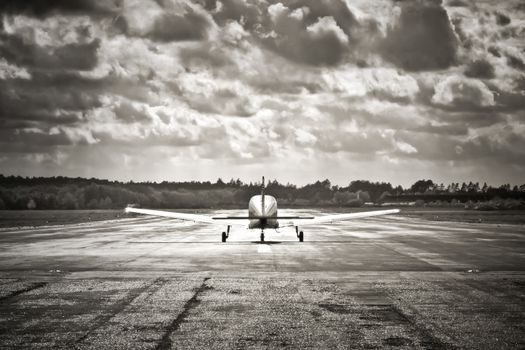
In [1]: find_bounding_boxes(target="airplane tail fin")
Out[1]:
[261,176,265,216]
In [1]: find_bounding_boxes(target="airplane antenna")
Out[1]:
[261,176,265,216]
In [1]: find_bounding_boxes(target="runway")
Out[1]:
[1,210,524,349]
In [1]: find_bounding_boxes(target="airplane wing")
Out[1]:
[280,209,400,227]
[124,207,248,227]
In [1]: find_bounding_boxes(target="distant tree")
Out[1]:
[358,191,371,202]
[482,182,488,193]
[394,186,403,195]
[60,193,78,209]
[410,179,434,194]
[100,196,113,209]
[346,180,393,202]
[378,191,391,203]
[0,197,5,210]
[334,191,353,205]
[27,198,36,209]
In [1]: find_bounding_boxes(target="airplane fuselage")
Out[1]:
[248,195,278,229]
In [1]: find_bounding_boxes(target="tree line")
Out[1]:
[0,175,523,210]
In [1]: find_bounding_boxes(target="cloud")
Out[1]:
[321,67,419,101]
[0,58,31,79]
[495,12,511,26]
[0,32,100,71]
[396,140,418,154]
[464,59,495,79]
[146,10,210,42]
[112,99,151,123]
[294,129,317,146]
[206,0,261,28]
[432,75,495,109]
[251,0,379,66]
[179,44,232,69]
[176,71,258,117]
[0,0,523,186]
[506,54,525,71]
[258,7,349,65]
[379,0,458,71]
[115,1,212,42]
[0,0,121,17]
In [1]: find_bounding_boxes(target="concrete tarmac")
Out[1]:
[0,210,524,349]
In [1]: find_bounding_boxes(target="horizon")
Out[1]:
[1,173,522,189]
[1,1,524,187]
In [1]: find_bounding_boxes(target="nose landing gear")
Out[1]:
[221,225,231,242]
[260,231,265,242]
[296,226,304,242]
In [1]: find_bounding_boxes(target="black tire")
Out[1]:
[222,232,227,242]
[260,232,265,242]
[299,231,304,242]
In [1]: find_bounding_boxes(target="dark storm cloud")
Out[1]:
[0,0,121,17]
[0,110,81,129]
[254,0,378,66]
[489,80,525,114]
[447,0,468,7]
[0,32,100,71]
[459,131,525,164]
[495,12,511,26]
[379,0,458,71]
[0,72,104,114]
[464,59,495,79]
[148,11,210,42]
[506,54,525,71]
[0,129,75,150]
[488,46,501,58]
[203,0,379,67]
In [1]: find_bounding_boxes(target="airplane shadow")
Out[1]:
[127,241,356,245]
[250,241,282,244]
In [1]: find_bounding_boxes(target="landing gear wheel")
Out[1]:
[260,232,265,242]
[222,232,227,242]
[299,231,304,242]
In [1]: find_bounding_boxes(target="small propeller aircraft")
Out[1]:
[125,177,400,242]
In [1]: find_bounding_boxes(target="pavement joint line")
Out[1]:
[388,302,457,349]
[155,277,211,350]
[0,281,47,302]
[72,277,164,346]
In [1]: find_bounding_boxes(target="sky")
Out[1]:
[0,0,524,187]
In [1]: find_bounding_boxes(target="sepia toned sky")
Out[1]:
[0,0,524,186]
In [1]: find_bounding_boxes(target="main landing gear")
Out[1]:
[296,226,304,242]
[221,225,231,242]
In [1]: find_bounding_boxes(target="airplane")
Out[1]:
[125,177,400,242]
